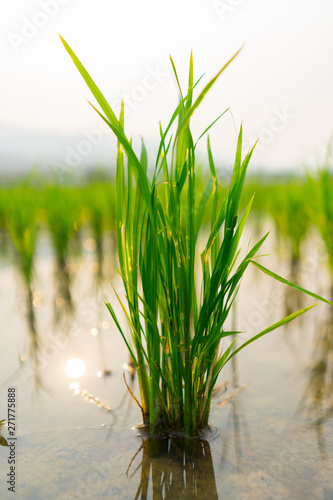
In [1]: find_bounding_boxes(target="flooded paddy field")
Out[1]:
[0,231,332,499]
[2,2,333,498]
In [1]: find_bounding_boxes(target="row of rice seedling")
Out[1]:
[1,170,332,285]
[60,35,333,439]
[0,180,116,271]
[0,181,117,374]
[1,153,332,367]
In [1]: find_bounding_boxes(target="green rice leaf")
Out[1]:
[195,109,229,148]
[105,301,137,365]
[59,35,120,132]
[251,261,333,306]
[176,47,242,138]
[226,304,317,363]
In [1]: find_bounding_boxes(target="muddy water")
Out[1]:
[0,235,332,499]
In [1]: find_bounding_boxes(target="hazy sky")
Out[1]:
[1,0,333,172]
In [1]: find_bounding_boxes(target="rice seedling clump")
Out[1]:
[60,37,333,438]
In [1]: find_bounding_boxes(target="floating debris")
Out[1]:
[219,385,249,407]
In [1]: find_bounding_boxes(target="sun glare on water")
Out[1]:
[66,358,86,378]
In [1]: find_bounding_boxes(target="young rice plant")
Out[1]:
[60,37,333,437]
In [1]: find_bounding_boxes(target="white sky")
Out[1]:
[1,0,333,171]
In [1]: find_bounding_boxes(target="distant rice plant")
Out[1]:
[240,177,268,238]
[267,180,311,277]
[43,185,82,321]
[81,181,116,283]
[6,185,40,369]
[310,157,333,300]
[0,188,10,259]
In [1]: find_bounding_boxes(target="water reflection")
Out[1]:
[298,312,333,457]
[53,261,75,326]
[66,358,86,378]
[284,285,304,318]
[220,392,248,474]
[129,436,218,500]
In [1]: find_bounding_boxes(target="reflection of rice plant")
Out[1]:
[6,186,40,370]
[129,437,218,496]
[298,313,333,458]
[61,37,332,438]
[43,186,81,323]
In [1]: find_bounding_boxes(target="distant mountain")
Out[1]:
[0,125,300,183]
[0,125,118,180]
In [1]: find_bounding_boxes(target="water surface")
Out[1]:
[0,240,332,499]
